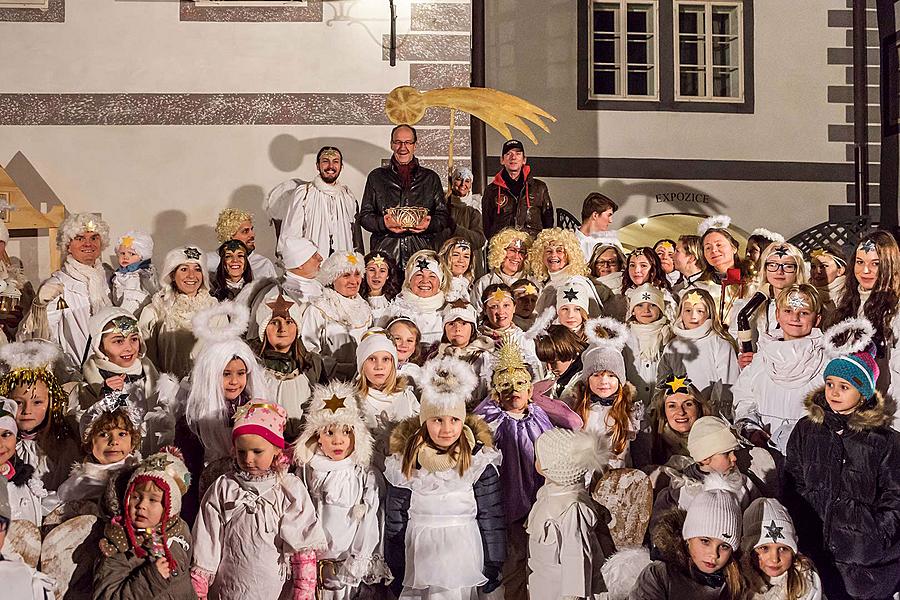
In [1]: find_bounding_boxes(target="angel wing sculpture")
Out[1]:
[385,85,556,144]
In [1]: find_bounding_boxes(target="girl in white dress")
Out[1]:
[383,357,505,600]
[191,402,326,600]
[624,283,674,408]
[361,251,402,325]
[294,381,390,600]
[0,398,49,527]
[438,237,475,301]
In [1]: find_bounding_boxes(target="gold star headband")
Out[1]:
[367,254,387,267]
[487,289,514,304]
[101,316,140,337]
[684,291,704,306]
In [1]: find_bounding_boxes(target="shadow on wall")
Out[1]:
[268,133,387,174]
[595,180,728,226]
[150,210,217,263]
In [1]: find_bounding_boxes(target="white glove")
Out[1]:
[37,281,64,304]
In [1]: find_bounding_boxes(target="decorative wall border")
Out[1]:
[0,0,63,22]
[179,0,322,23]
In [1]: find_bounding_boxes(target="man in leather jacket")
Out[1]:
[483,139,554,239]
[358,124,449,270]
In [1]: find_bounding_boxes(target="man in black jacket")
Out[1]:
[482,139,554,239]
[358,124,449,270]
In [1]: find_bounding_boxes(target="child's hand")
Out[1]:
[155,557,171,579]
[738,351,755,369]
[104,375,127,391]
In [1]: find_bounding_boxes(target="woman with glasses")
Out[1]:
[472,228,533,310]
[589,243,628,320]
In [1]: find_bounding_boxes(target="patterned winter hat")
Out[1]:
[824,351,879,400]
[535,428,608,486]
[232,402,287,449]
[581,316,629,383]
[418,356,478,423]
[556,277,592,313]
[293,381,373,467]
[741,497,798,554]
[116,230,153,260]
[0,397,16,435]
[79,389,143,443]
[682,473,743,550]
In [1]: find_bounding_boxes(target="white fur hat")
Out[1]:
[250,284,304,342]
[159,245,209,291]
[58,212,110,254]
[318,251,365,286]
[0,397,17,435]
[116,231,153,260]
[626,283,666,314]
[682,473,743,550]
[556,277,592,313]
[279,236,319,270]
[535,428,609,486]
[418,355,477,424]
[741,497,798,554]
[356,328,398,372]
[88,306,145,361]
[292,380,373,468]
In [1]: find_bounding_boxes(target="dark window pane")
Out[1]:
[594,8,616,32]
[679,40,701,65]
[712,10,732,35]
[594,69,618,95]
[680,71,703,96]
[679,10,699,34]
[627,9,648,33]
[595,39,617,63]
[627,71,649,95]
[627,40,648,64]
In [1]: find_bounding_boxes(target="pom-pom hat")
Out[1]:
[741,497,798,554]
[682,473,743,550]
[293,381,373,467]
[232,402,288,449]
[581,316,628,383]
[535,428,609,486]
[418,356,478,423]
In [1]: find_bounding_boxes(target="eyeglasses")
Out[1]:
[764,261,798,273]
[391,140,416,146]
[595,259,621,268]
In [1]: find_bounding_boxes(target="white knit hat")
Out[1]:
[442,299,479,327]
[116,230,154,261]
[741,497,798,554]
[405,251,444,285]
[88,306,145,361]
[682,473,743,550]
[626,283,666,314]
[159,245,209,291]
[687,416,741,462]
[249,284,304,342]
[292,380,374,468]
[581,316,629,383]
[356,328,398,372]
[318,251,365,286]
[535,428,609,486]
[418,356,477,423]
[556,277,592,313]
[278,236,318,270]
[0,397,16,435]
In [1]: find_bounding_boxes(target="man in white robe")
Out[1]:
[278,235,324,306]
[19,213,113,367]
[206,208,278,279]
[280,146,363,257]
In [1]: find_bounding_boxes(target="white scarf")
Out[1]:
[818,274,846,305]
[156,291,218,330]
[672,318,713,340]
[495,269,520,287]
[398,288,445,313]
[630,319,671,362]
[94,355,144,376]
[312,288,373,329]
[283,271,324,303]
[597,271,623,294]
[64,256,111,312]
[288,175,358,255]
[857,286,871,318]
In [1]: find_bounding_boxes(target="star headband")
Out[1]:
[318,148,341,161]
[771,245,790,258]
[658,374,693,396]
[810,248,847,267]
[786,292,810,310]
[487,289,514,304]
[452,240,472,251]
[657,241,674,251]
[514,283,538,296]
[219,239,246,254]
[860,239,877,254]
[415,256,438,273]
[683,291,704,306]
[367,254,388,267]
[101,316,140,338]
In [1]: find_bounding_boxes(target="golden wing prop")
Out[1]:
[385,86,556,144]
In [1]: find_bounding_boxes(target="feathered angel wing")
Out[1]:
[385,86,556,144]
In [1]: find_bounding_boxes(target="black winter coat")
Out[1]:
[482,165,553,239]
[783,387,900,600]
[358,159,449,269]
[383,416,507,596]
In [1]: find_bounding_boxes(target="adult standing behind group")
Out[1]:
[206,208,277,280]
[483,139,554,239]
[358,124,449,269]
[280,145,363,256]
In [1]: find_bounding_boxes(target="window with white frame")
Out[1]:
[675,1,743,101]
[590,1,659,99]
[0,0,48,8]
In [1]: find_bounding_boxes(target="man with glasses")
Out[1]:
[358,124,448,269]
[280,146,363,256]
[483,139,554,239]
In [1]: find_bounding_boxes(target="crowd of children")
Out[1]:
[0,189,897,600]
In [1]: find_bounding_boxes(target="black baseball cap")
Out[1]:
[501,139,525,156]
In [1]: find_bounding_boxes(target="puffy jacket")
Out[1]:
[783,388,900,600]
[384,415,507,596]
[358,158,449,269]
[482,165,553,239]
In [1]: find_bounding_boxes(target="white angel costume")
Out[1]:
[281,175,361,257]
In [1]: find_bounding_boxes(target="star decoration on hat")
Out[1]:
[660,374,692,395]
[144,454,173,472]
[266,293,295,320]
[415,257,431,271]
[860,239,877,253]
[120,236,134,248]
[449,299,470,309]
[346,253,358,265]
[323,394,346,413]
[641,292,652,301]
[562,287,579,301]
[772,245,790,258]
[84,220,98,232]
[184,247,201,260]
[764,520,785,543]
[684,291,704,306]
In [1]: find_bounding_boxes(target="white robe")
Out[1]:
[299,289,372,379]
[282,272,324,306]
[0,555,55,600]
[732,329,828,453]
[111,267,157,317]
[281,175,360,256]
[358,388,420,471]
[192,471,327,600]
[6,475,52,527]
[304,454,386,600]
[367,295,392,325]
[56,455,141,505]
[584,400,643,469]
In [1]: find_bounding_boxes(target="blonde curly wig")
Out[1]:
[487,228,533,271]
[526,228,588,281]
[214,208,253,243]
[58,212,110,255]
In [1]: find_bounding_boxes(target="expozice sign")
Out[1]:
[655,192,710,204]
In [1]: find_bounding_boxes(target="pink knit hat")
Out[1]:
[232,402,287,449]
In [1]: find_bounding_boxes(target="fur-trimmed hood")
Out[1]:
[804,386,896,432]
[388,413,494,456]
[649,507,691,572]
